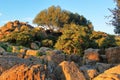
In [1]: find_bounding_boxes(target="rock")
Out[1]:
[69,54,83,66]
[0,55,30,75]
[46,50,65,64]
[80,65,98,80]
[30,42,39,50]
[55,61,86,80]
[0,47,5,54]
[39,47,52,53]
[95,63,115,73]
[0,64,47,80]
[100,55,107,63]
[105,47,120,63]
[19,48,28,53]
[26,49,39,56]
[45,51,65,73]
[83,48,100,65]
[93,65,120,80]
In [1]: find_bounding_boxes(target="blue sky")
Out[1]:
[0,0,116,34]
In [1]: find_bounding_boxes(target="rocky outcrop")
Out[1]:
[83,48,100,65]
[93,65,120,80]
[55,61,86,80]
[0,64,47,80]
[105,47,120,64]
[0,55,30,75]
[0,20,33,39]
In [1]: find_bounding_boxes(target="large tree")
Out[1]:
[33,6,69,29]
[33,6,92,30]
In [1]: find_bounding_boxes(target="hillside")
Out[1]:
[0,20,119,80]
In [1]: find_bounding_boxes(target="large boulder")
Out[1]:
[0,64,47,80]
[55,61,86,80]
[105,47,120,63]
[45,50,65,73]
[83,48,100,65]
[93,65,120,80]
[0,55,30,75]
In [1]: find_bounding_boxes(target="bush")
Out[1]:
[6,46,12,52]
[55,23,91,55]
[42,39,53,47]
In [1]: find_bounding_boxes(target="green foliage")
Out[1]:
[0,42,8,50]
[55,23,91,55]
[110,0,120,34]
[33,6,92,30]
[42,39,53,47]
[90,31,117,48]
[115,36,120,46]
[100,35,116,48]
[1,27,48,46]
[36,52,43,56]
[7,46,12,52]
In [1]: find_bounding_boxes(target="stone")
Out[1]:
[95,62,115,73]
[30,42,39,50]
[93,65,120,80]
[26,49,39,56]
[83,48,100,65]
[0,64,47,80]
[80,65,98,80]
[39,47,52,53]
[0,55,30,75]
[55,61,86,80]
[0,47,5,54]
[105,47,120,63]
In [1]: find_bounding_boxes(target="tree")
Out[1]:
[33,6,93,30]
[33,6,69,29]
[111,0,120,34]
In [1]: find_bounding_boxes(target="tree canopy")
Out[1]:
[33,6,92,30]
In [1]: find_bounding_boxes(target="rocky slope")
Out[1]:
[0,20,120,80]
[0,44,120,80]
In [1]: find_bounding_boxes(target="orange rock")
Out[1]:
[0,64,47,80]
[55,61,86,80]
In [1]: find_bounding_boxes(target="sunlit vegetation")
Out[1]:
[0,5,120,56]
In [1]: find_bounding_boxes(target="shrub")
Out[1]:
[55,23,91,55]
[42,39,53,47]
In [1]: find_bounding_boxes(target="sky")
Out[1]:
[0,0,116,34]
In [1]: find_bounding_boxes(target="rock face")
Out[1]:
[0,55,30,75]
[105,47,120,63]
[55,61,86,80]
[0,64,47,80]
[93,65,120,80]
[0,20,33,39]
[83,48,100,65]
